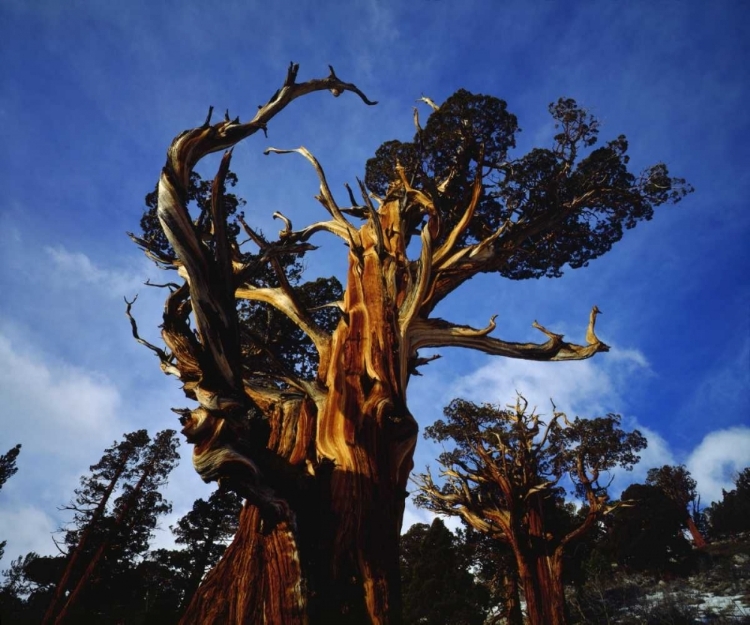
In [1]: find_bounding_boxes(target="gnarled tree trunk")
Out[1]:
[180,197,417,624]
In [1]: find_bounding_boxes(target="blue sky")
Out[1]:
[1,0,748,561]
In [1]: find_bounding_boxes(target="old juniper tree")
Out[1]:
[129,64,690,624]
[646,464,707,547]
[414,398,646,625]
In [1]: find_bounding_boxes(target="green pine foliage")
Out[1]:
[400,519,489,625]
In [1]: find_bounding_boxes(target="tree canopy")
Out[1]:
[44,429,179,625]
[646,464,706,546]
[0,444,21,562]
[606,483,692,575]
[0,444,21,491]
[366,90,692,284]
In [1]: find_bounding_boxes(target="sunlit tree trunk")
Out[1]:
[513,547,566,625]
[179,199,415,624]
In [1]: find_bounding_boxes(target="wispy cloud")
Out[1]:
[447,345,649,418]
[45,245,146,296]
[0,506,57,562]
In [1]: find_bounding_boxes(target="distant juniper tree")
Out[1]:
[646,464,707,547]
[415,397,646,625]
[44,430,179,625]
[0,443,22,562]
[400,518,489,625]
[706,467,750,537]
[606,483,692,575]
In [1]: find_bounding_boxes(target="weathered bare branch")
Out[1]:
[167,64,375,184]
[127,232,178,268]
[123,296,180,378]
[144,279,180,291]
[408,306,609,361]
[416,95,440,112]
[152,65,375,399]
[432,151,484,267]
[264,147,356,239]
[235,285,330,359]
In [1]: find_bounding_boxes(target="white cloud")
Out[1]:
[401,501,462,535]
[448,345,649,418]
[44,245,146,297]
[0,331,122,453]
[0,328,127,562]
[617,420,677,493]
[687,427,750,504]
[0,506,57,562]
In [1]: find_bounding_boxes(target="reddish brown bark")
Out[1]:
[502,570,523,625]
[508,508,568,625]
[414,400,642,625]
[519,551,565,625]
[176,200,415,624]
[686,515,707,548]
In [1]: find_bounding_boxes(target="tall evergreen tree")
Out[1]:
[45,430,179,625]
[707,467,750,537]
[42,431,150,624]
[120,489,243,624]
[400,519,489,625]
[0,444,21,491]
[606,483,692,575]
[0,443,21,562]
[172,489,243,610]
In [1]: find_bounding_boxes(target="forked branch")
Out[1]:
[264,147,356,241]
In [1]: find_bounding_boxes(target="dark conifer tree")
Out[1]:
[707,467,750,537]
[646,464,707,547]
[606,483,692,575]
[400,518,489,625]
[172,489,243,610]
[42,430,150,624]
[45,430,179,625]
[0,443,21,562]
